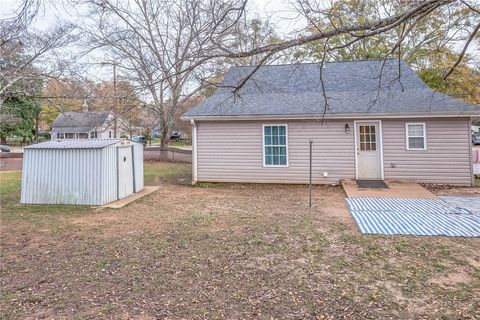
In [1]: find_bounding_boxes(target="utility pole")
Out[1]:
[113,62,117,138]
[34,99,40,142]
[309,139,313,208]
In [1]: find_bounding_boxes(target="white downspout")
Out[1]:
[191,119,198,185]
[469,117,474,187]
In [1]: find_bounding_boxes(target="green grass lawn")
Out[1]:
[143,161,191,184]
[1,163,479,319]
[0,171,90,228]
[168,140,191,147]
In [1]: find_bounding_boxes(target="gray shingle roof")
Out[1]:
[51,112,111,132]
[184,59,479,118]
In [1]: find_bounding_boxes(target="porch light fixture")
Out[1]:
[345,123,351,134]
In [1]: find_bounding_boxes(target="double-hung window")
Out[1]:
[406,123,426,150]
[263,125,288,166]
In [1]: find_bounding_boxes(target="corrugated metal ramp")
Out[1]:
[345,197,480,237]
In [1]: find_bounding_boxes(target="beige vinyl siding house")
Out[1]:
[183,60,479,186]
[195,117,472,185]
[382,118,472,184]
[196,120,355,184]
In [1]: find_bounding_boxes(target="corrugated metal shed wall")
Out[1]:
[20,140,144,205]
[101,145,119,205]
[21,148,104,205]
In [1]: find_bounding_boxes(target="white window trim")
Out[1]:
[262,124,289,168]
[405,122,427,151]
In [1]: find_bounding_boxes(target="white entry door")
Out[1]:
[356,122,382,180]
[117,146,134,199]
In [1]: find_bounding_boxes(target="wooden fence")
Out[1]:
[143,146,192,163]
[0,153,23,171]
[0,146,192,171]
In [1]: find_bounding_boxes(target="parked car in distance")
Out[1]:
[0,145,12,152]
[170,130,182,141]
[38,130,51,139]
[473,133,480,145]
[132,135,147,146]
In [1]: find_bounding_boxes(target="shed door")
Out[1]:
[117,146,134,199]
[356,122,382,180]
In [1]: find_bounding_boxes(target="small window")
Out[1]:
[65,133,74,139]
[359,125,377,151]
[109,131,112,138]
[406,123,426,150]
[90,131,97,138]
[58,133,65,139]
[263,125,288,166]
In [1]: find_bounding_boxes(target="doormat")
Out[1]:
[356,180,388,189]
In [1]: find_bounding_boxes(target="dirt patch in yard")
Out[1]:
[429,270,472,287]
[1,163,479,319]
[425,184,480,196]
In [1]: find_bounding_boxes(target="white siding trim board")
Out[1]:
[468,118,474,186]
[182,112,479,122]
[191,119,198,184]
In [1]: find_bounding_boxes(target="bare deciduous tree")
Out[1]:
[4,0,477,145]
[83,0,248,146]
[0,0,76,103]
[85,0,478,128]
[181,0,479,96]
[0,0,77,142]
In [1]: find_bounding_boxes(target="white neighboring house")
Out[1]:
[50,112,115,140]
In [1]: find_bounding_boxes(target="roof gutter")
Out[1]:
[181,111,479,121]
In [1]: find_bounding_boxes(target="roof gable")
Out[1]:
[51,112,111,131]
[218,59,425,94]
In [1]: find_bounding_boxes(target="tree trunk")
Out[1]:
[160,129,169,147]
[0,136,6,145]
[159,116,169,147]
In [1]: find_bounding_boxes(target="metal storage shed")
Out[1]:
[20,139,144,205]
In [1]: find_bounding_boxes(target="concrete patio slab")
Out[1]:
[341,179,437,199]
[102,186,160,209]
